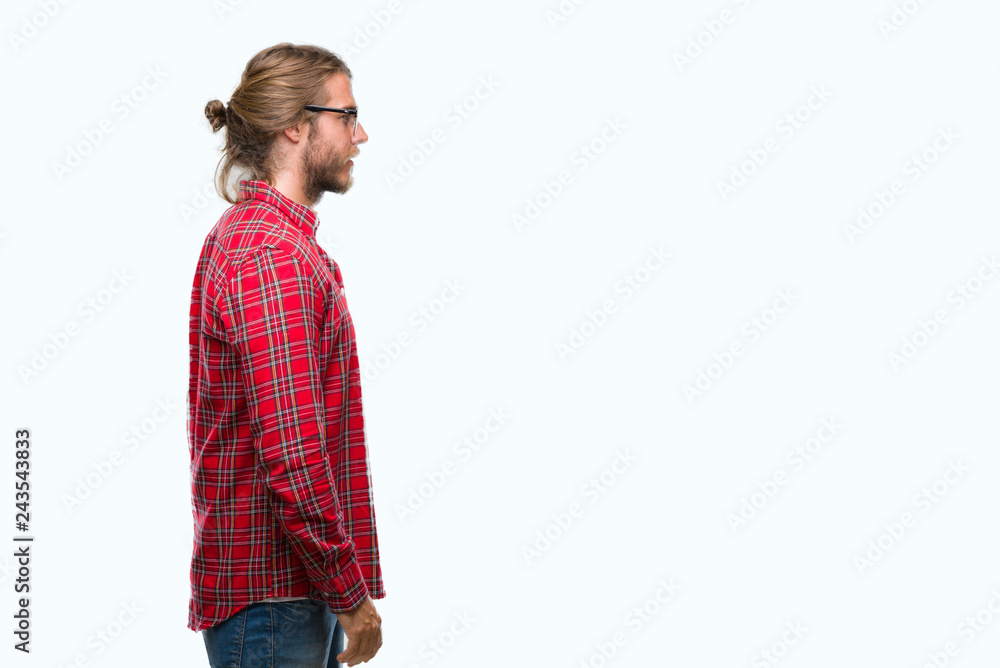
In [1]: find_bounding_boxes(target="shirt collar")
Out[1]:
[237,179,320,238]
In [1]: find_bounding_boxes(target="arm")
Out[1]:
[220,245,368,611]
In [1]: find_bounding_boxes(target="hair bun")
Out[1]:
[205,99,227,132]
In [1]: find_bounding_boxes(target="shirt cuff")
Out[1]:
[317,559,369,613]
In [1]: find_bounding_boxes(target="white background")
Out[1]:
[2,0,999,666]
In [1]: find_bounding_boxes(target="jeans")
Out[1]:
[203,599,345,667]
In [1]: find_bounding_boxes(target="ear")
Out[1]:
[283,121,307,143]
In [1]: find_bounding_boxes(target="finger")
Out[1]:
[355,632,375,662]
[337,650,360,666]
[357,630,379,663]
[337,638,361,665]
[338,649,366,667]
[338,633,373,666]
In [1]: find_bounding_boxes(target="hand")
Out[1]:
[335,596,382,666]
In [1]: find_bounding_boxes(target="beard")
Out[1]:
[300,128,355,205]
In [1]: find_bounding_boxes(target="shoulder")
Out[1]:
[213,200,324,287]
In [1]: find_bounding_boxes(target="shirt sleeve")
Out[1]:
[219,245,369,612]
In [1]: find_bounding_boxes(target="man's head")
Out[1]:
[204,43,367,205]
[297,72,367,204]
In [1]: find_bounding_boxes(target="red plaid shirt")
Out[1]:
[186,179,384,632]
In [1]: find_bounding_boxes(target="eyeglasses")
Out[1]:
[304,105,359,136]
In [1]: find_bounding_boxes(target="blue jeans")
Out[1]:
[203,599,345,667]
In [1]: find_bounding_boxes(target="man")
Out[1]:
[186,43,384,667]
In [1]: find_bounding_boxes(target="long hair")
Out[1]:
[203,43,352,203]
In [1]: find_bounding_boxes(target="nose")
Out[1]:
[353,121,368,145]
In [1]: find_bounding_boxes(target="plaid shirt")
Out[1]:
[186,179,384,632]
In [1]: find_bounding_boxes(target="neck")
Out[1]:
[271,172,315,210]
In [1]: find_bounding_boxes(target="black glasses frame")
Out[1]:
[304,105,359,135]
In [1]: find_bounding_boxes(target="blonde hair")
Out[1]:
[203,43,352,203]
